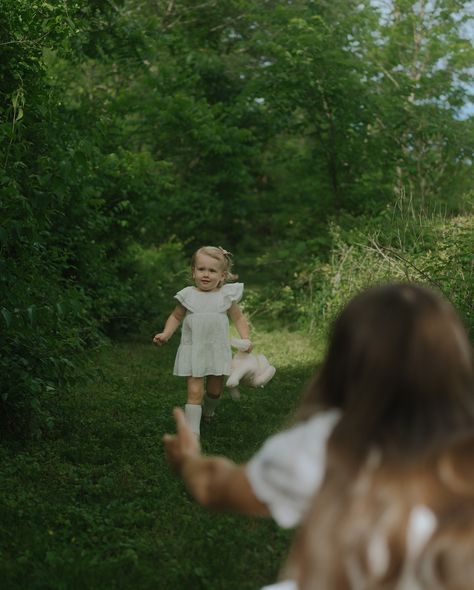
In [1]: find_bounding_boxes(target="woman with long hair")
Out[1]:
[164,283,474,589]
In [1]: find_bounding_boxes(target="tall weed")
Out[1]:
[303,203,473,336]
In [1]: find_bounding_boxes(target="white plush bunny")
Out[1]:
[226,338,276,400]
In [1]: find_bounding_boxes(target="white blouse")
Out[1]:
[246,409,342,528]
[261,582,297,590]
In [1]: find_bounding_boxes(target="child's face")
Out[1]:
[192,252,226,291]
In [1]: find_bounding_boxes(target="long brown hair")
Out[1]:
[287,435,474,590]
[296,283,474,464]
[285,283,474,589]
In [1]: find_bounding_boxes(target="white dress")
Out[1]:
[173,283,244,378]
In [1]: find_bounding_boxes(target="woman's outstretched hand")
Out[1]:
[163,407,200,475]
[163,408,270,515]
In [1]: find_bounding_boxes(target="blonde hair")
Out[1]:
[190,246,238,284]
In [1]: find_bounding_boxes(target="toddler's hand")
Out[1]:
[153,333,168,346]
[230,338,253,352]
[163,408,200,475]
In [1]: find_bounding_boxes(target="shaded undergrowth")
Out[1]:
[0,326,321,589]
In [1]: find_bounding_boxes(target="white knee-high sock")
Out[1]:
[203,394,220,418]
[184,403,202,436]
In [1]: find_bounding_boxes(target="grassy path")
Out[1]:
[0,327,322,590]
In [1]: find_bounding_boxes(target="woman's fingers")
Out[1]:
[173,407,187,433]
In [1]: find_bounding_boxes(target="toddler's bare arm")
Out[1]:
[228,303,252,352]
[153,304,186,344]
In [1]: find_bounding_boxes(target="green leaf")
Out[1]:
[1,308,12,328]
[27,305,36,327]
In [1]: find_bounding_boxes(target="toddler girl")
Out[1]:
[153,246,251,436]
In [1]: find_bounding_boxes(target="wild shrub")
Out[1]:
[302,209,473,337]
[0,1,171,437]
[245,200,473,340]
[108,241,188,336]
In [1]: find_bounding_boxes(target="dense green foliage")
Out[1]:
[1,0,473,436]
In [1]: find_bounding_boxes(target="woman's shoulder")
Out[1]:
[303,408,342,434]
[248,409,342,474]
[261,581,297,590]
[269,409,341,451]
[245,409,342,528]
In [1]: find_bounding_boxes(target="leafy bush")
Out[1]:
[0,243,99,437]
[0,1,174,437]
[108,241,188,336]
[301,210,473,337]
[245,203,473,340]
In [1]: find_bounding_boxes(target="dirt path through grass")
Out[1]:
[0,327,321,590]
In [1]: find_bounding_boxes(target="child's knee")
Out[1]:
[187,378,204,404]
[206,376,223,397]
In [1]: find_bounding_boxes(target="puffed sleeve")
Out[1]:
[261,582,297,590]
[245,409,341,528]
[221,282,244,309]
[174,286,195,311]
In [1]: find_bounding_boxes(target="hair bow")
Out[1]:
[218,246,232,257]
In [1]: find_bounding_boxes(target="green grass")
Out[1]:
[0,326,322,589]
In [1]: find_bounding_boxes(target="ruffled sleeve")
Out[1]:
[174,286,196,312]
[221,282,244,309]
[246,409,341,528]
[261,582,297,590]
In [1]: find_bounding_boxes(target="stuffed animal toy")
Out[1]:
[226,338,276,400]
